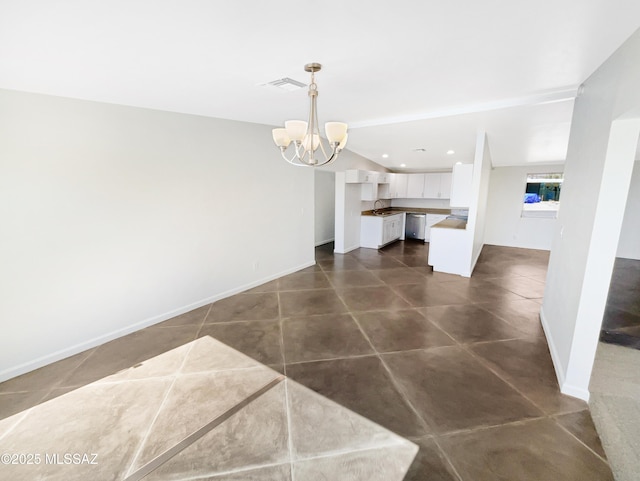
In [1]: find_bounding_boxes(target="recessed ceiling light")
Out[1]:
[382,154,389,158]
[455,161,462,165]
[447,150,455,155]
[400,163,406,167]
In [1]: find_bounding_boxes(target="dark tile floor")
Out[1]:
[0,241,613,480]
[600,257,640,349]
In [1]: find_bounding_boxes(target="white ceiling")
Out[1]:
[1,1,639,170]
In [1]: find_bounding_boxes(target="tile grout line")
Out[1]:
[124,376,285,481]
[283,379,296,481]
[54,347,100,390]
[428,436,466,481]
[331,285,435,437]
[276,289,296,481]
[459,342,577,420]
[552,416,611,465]
[123,337,202,477]
[0,410,31,444]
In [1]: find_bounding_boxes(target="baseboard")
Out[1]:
[560,383,590,402]
[539,306,567,387]
[315,237,335,247]
[470,244,483,274]
[0,260,316,383]
[539,306,590,402]
[334,244,359,254]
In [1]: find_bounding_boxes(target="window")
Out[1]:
[521,173,562,218]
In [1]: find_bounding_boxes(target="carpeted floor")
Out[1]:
[590,342,640,481]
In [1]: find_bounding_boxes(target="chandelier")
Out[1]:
[272,63,348,167]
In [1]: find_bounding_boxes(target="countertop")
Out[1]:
[361,207,453,217]
[432,218,467,229]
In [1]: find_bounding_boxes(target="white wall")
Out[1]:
[0,89,315,381]
[617,160,640,259]
[314,170,335,246]
[315,145,388,174]
[541,28,640,401]
[334,173,363,253]
[471,134,492,267]
[485,164,564,250]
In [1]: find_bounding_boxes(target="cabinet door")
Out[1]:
[394,218,402,239]
[382,219,391,244]
[395,174,408,198]
[407,174,425,198]
[423,174,439,198]
[439,173,452,198]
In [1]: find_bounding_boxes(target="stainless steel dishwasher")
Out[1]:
[405,213,426,240]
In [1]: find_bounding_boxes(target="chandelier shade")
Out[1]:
[272,63,348,167]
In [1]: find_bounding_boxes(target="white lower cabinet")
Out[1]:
[360,214,404,249]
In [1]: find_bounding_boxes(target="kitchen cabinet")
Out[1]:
[425,214,448,241]
[389,174,408,198]
[450,163,473,207]
[345,169,381,200]
[377,173,391,183]
[360,214,404,249]
[423,173,452,199]
[407,174,426,198]
[345,170,378,183]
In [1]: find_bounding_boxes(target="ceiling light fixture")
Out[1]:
[272,63,348,167]
[400,163,406,167]
[382,154,389,158]
[447,150,455,155]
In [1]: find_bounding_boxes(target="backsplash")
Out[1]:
[390,198,450,209]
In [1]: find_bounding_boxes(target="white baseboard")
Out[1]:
[539,306,590,402]
[560,383,590,402]
[315,237,335,247]
[470,244,483,274]
[334,244,359,254]
[0,260,316,383]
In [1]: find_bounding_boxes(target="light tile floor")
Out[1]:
[0,336,417,480]
[0,241,614,480]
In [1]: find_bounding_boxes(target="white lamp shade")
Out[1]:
[272,128,291,148]
[338,133,348,150]
[302,134,320,152]
[285,120,308,142]
[325,122,348,144]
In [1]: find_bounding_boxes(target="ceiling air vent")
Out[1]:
[262,77,307,91]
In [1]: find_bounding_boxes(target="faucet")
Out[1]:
[374,199,385,213]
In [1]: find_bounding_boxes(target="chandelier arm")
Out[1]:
[280,149,310,167]
[280,147,304,165]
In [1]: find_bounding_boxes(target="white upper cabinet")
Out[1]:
[450,164,473,207]
[345,170,378,183]
[389,173,409,198]
[423,173,452,199]
[407,174,425,198]
[344,169,452,200]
